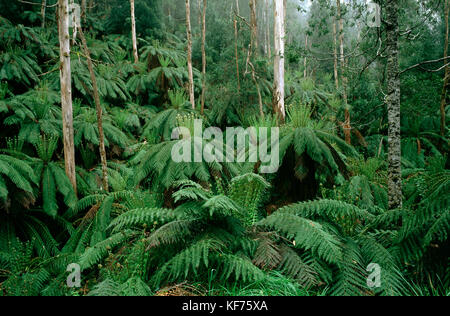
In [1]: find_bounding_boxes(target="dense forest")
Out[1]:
[0,0,448,297]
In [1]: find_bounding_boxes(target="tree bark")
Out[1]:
[249,0,258,55]
[130,0,139,64]
[200,0,207,114]
[440,0,449,142]
[336,0,351,145]
[234,17,241,93]
[77,26,109,192]
[58,0,77,194]
[386,0,402,209]
[41,0,47,28]
[273,0,285,122]
[81,0,86,23]
[304,34,308,78]
[185,0,195,109]
[266,0,271,57]
[336,0,347,104]
[333,18,339,90]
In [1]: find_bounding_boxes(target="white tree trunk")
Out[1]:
[58,0,77,194]
[273,0,285,121]
[130,0,139,64]
[333,18,339,90]
[200,0,207,114]
[185,0,195,109]
[41,0,47,28]
[386,0,402,209]
[249,0,258,54]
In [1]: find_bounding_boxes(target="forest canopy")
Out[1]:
[0,0,448,297]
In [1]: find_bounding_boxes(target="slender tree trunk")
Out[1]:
[304,34,308,78]
[273,0,285,122]
[336,0,351,144]
[234,18,241,93]
[130,0,139,64]
[200,0,207,114]
[77,26,109,192]
[249,0,258,55]
[81,0,86,23]
[336,0,347,104]
[266,0,271,57]
[41,0,47,28]
[333,18,339,90]
[185,0,195,109]
[440,0,449,142]
[386,0,402,209]
[58,0,77,194]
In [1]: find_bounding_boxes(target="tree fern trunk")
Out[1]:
[78,26,109,192]
[386,0,402,209]
[58,0,77,195]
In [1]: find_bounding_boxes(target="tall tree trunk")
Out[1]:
[130,0,139,64]
[77,26,109,192]
[336,0,351,144]
[81,0,86,23]
[249,0,258,55]
[440,0,449,142]
[304,34,308,78]
[266,0,271,57]
[200,0,207,114]
[273,0,285,122]
[58,0,77,194]
[386,0,402,209]
[185,0,195,109]
[333,18,339,90]
[41,0,47,28]
[234,18,241,93]
[336,0,347,104]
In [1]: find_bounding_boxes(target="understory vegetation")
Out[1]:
[0,0,448,296]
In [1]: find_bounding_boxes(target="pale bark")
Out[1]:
[265,0,271,57]
[200,0,207,114]
[234,18,241,93]
[249,0,258,54]
[336,0,347,104]
[41,0,47,28]
[386,0,402,209]
[58,0,77,194]
[336,0,351,145]
[185,0,195,109]
[77,26,109,192]
[273,0,285,121]
[333,18,339,90]
[130,0,139,64]
[304,34,308,78]
[440,0,449,141]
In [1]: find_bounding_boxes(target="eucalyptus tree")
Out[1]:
[58,0,77,193]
